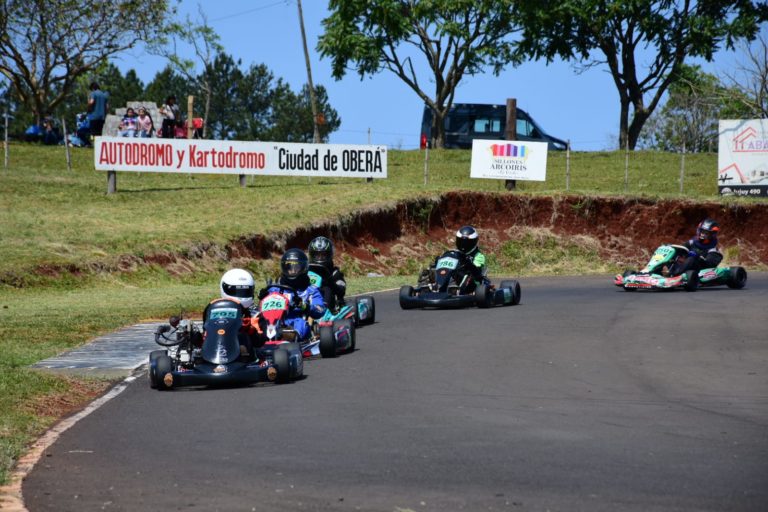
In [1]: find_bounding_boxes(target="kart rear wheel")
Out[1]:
[500,280,521,305]
[154,354,173,391]
[726,266,747,289]
[684,269,699,292]
[273,349,291,384]
[475,284,492,308]
[319,325,337,358]
[399,285,416,309]
[356,296,376,325]
[148,350,166,389]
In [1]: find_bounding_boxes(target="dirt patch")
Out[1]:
[25,376,112,421]
[5,193,767,286]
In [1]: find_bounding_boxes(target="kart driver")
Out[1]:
[420,225,488,292]
[672,218,723,276]
[308,236,347,309]
[200,268,261,358]
[258,248,326,341]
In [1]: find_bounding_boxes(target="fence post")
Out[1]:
[107,170,117,194]
[423,145,429,186]
[3,107,8,170]
[61,117,72,172]
[623,140,629,193]
[679,141,686,194]
[566,139,571,192]
[504,98,517,191]
[366,127,373,183]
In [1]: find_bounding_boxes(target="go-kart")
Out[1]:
[399,250,521,309]
[258,282,355,359]
[148,298,303,390]
[308,263,376,327]
[614,244,748,292]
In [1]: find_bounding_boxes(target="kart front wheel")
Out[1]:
[399,285,416,310]
[475,284,492,308]
[684,270,699,292]
[319,325,337,358]
[499,280,521,305]
[273,348,291,384]
[154,354,173,390]
[726,266,747,289]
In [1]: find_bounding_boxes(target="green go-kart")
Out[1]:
[614,244,747,292]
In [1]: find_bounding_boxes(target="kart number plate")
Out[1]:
[209,308,239,320]
[308,271,322,287]
[436,257,459,270]
[262,296,288,311]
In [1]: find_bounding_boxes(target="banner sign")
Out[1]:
[718,119,768,197]
[94,137,387,178]
[470,139,548,181]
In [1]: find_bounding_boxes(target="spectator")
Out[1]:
[136,106,154,138]
[42,113,60,145]
[158,95,180,138]
[118,107,138,137]
[86,82,109,143]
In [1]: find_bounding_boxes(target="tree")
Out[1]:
[0,0,170,123]
[639,64,752,152]
[267,84,341,143]
[515,0,768,150]
[721,33,768,117]
[317,0,521,148]
[149,5,222,138]
[144,66,191,110]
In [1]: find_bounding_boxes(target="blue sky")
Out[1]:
[115,0,750,151]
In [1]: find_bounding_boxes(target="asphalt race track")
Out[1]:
[23,275,768,512]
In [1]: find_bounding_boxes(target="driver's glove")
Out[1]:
[257,288,269,300]
[291,294,305,311]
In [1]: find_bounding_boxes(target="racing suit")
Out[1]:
[674,236,722,275]
[263,276,326,341]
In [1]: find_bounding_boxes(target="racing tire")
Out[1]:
[499,280,521,306]
[683,269,699,292]
[726,266,747,289]
[356,296,376,325]
[399,285,416,310]
[273,348,291,384]
[339,318,356,352]
[148,350,167,389]
[154,354,173,391]
[475,284,492,308]
[319,325,337,358]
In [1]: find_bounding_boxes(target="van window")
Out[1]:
[472,117,503,134]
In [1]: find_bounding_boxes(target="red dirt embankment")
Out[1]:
[10,192,766,287]
[227,192,767,273]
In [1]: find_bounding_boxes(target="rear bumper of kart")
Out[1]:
[400,291,478,309]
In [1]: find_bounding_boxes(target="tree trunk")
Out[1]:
[432,109,445,148]
[618,99,630,150]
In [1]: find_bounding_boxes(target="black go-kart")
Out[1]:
[308,263,376,327]
[399,250,521,309]
[148,298,303,390]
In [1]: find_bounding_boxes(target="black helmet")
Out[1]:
[456,225,479,254]
[280,248,309,285]
[308,236,334,268]
[696,218,720,243]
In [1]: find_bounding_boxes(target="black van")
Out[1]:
[420,103,567,150]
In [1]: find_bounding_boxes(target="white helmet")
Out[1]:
[219,268,255,308]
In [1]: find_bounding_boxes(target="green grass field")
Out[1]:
[0,142,729,484]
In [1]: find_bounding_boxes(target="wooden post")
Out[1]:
[61,117,72,172]
[423,145,429,186]
[3,106,8,170]
[366,127,373,183]
[624,140,629,193]
[107,170,117,194]
[566,140,571,191]
[187,95,194,139]
[679,141,686,194]
[504,98,517,191]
